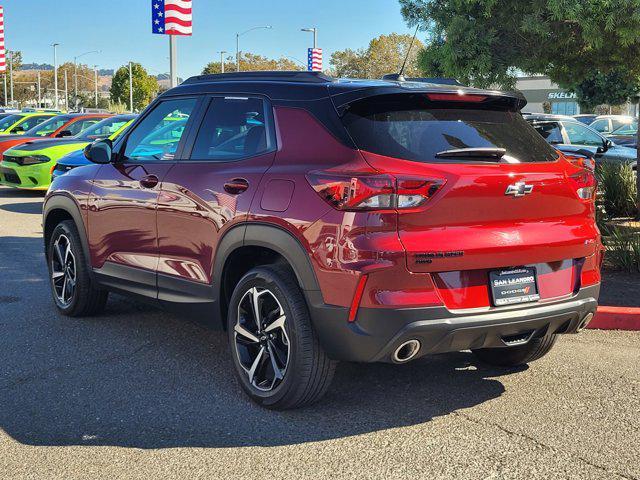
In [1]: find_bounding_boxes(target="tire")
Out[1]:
[227,264,336,410]
[472,335,557,367]
[47,220,108,317]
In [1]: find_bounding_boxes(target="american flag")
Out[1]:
[0,6,5,73]
[152,0,192,36]
[308,48,323,72]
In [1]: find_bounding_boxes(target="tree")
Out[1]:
[202,53,303,74]
[330,33,424,79]
[110,63,158,112]
[570,70,640,112]
[399,0,640,215]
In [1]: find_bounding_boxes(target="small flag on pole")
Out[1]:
[0,6,6,73]
[308,48,322,72]
[152,0,192,36]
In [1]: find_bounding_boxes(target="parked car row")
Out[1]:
[0,111,138,190]
[525,113,637,172]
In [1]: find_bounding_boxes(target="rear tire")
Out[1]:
[47,220,108,317]
[227,264,336,410]
[472,335,557,367]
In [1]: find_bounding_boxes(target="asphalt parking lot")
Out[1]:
[0,185,638,480]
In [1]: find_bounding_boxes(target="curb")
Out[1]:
[587,306,640,331]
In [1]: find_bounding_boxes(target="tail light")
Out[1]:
[306,172,445,211]
[564,154,596,172]
[568,170,597,201]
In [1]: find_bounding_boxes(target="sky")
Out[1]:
[2,0,413,78]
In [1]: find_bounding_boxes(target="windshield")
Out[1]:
[0,114,23,130]
[611,121,637,135]
[25,116,71,137]
[76,117,130,141]
[342,94,558,163]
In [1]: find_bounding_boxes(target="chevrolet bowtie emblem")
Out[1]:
[505,182,534,197]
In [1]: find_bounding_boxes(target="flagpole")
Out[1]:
[169,35,177,88]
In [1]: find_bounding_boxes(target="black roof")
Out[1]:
[167,71,527,110]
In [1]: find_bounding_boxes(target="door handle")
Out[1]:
[140,174,159,189]
[224,178,249,194]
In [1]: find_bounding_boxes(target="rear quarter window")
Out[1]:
[342,94,559,163]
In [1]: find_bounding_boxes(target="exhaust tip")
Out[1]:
[392,339,421,363]
[577,312,594,332]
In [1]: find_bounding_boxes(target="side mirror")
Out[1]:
[11,125,25,134]
[84,138,113,164]
[56,130,73,138]
[597,139,611,154]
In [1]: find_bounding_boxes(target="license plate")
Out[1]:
[489,267,540,306]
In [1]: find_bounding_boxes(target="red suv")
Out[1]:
[43,72,603,409]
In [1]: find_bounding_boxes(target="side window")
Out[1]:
[19,115,50,131]
[190,97,272,161]
[67,119,99,136]
[563,122,604,147]
[590,119,610,133]
[123,98,196,162]
[533,122,563,144]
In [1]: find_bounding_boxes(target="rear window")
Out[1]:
[341,94,558,163]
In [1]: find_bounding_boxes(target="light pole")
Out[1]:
[218,50,227,74]
[236,26,272,72]
[36,71,41,107]
[128,61,134,112]
[94,65,98,108]
[73,50,100,107]
[52,43,60,109]
[8,51,14,106]
[301,27,318,49]
[64,70,69,110]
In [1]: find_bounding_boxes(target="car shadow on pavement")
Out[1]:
[0,235,525,449]
[0,202,43,214]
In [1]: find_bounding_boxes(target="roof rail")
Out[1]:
[183,70,334,85]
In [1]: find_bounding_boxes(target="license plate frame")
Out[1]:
[489,267,540,307]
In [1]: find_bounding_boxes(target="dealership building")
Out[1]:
[515,75,638,116]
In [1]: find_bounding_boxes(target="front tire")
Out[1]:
[227,265,336,410]
[48,220,108,317]
[472,335,557,367]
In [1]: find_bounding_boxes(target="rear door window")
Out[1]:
[562,122,604,147]
[189,96,273,161]
[341,94,558,163]
[532,122,564,144]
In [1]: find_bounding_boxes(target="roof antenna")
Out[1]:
[383,26,420,82]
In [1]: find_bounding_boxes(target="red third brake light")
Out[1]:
[306,172,445,211]
[426,93,487,103]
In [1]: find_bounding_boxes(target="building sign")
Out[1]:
[548,91,576,100]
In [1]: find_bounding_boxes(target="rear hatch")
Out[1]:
[339,91,599,309]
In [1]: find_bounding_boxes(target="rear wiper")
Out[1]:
[435,147,506,160]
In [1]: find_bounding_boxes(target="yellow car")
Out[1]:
[0,112,57,135]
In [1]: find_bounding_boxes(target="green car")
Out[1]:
[0,115,134,191]
[0,112,58,135]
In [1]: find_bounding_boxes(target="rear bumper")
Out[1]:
[309,284,599,363]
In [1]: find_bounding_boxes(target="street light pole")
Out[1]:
[8,52,13,106]
[301,27,318,49]
[52,43,60,110]
[218,50,227,74]
[128,61,134,112]
[94,65,98,108]
[236,26,272,72]
[73,50,100,110]
[64,70,69,110]
[37,70,41,107]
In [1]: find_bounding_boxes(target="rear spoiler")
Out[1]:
[329,84,527,116]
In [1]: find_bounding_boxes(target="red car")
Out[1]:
[0,113,110,158]
[43,72,603,409]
